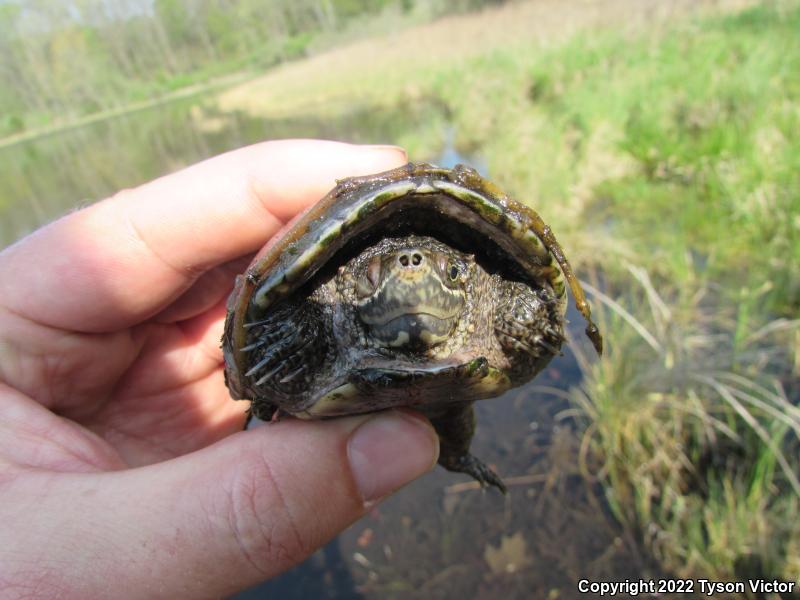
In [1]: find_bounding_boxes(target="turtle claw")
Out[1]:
[449,454,508,494]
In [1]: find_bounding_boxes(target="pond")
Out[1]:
[0,94,447,247]
[0,96,661,599]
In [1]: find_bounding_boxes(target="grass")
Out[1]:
[218,0,798,312]
[0,3,419,142]
[426,2,800,315]
[571,265,799,586]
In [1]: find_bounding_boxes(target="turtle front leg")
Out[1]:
[494,280,564,374]
[425,403,507,494]
[241,300,332,405]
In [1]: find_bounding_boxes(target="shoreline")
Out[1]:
[0,71,255,150]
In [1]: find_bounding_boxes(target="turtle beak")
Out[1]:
[356,247,465,349]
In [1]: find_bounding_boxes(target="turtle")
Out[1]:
[222,163,602,493]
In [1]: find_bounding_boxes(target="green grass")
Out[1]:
[395,1,800,586]
[594,8,800,317]
[402,2,800,316]
[571,266,799,585]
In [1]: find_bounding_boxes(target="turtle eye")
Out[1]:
[448,263,460,281]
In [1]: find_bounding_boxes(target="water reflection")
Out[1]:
[235,541,363,600]
[436,126,487,174]
[0,97,448,248]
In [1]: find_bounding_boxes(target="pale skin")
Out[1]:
[0,140,439,599]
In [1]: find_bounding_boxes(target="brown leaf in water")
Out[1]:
[357,528,374,548]
[483,531,533,575]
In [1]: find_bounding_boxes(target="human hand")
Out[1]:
[0,140,439,599]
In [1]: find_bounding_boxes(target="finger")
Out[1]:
[0,297,229,415]
[0,383,126,473]
[110,299,229,400]
[0,140,407,332]
[86,368,249,466]
[154,255,252,323]
[4,412,438,598]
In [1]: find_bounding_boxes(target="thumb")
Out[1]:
[26,411,438,599]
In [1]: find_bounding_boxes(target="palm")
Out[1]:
[2,302,245,474]
[80,319,246,467]
[43,258,253,466]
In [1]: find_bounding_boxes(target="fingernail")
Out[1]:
[365,144,408,160]
[347,411,438,504]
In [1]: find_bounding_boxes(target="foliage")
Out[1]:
[0,0,512,135]
[571,266,800,586]
[401,1,800,317]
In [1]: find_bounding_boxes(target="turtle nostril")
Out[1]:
[397,251,424,268]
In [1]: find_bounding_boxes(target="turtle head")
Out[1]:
[352,237,468,349]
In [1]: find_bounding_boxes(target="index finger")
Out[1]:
[0,140,407,332]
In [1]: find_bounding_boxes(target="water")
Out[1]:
[436,126,488,173]
[0,96,446,248]
[0,96,655,599]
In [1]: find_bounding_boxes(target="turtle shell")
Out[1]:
[223,162,601,409]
